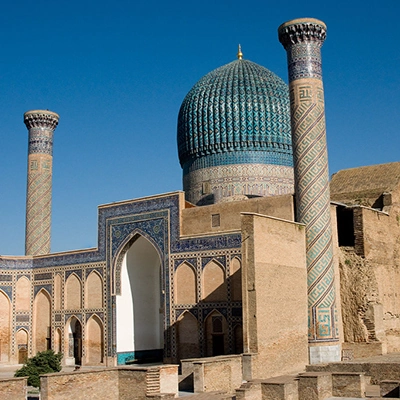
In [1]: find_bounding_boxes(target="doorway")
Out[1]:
[68,318,82,365]
[116,235,163,363]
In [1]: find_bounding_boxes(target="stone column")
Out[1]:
[278,19,340,363]
[24,110,59,256]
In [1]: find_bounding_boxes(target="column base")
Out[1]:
[309,344,341,364]
[64,357,76,366]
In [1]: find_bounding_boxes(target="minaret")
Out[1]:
[24,110,59,256]
[278,19,340,363]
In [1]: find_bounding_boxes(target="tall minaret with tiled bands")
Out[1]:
[278,19,340,363]
[24,110,59,256]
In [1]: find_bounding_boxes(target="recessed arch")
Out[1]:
[86,314,104,365]
[175,262,196,305]
[54,274,62,310]
[33,289,51,354]
[176,311,200,360]
[65,316,82,365]
[0,290,11,362]
[15,276,31,311]
[233,323,243,354]
[65,273,82,310]
[202,260,227,302]
[16,328,29,363]
[230,257,242,302]
[204,310,228,357]
[112,230,163,296]
[116,234,163,363]
[85,271,103,309]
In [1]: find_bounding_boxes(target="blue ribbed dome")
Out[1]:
[177,59,293,171]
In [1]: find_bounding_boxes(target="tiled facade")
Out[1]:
[183,163,294,205]
[1,17,400,380]
[177,58,294,205]
[0,192,244,365]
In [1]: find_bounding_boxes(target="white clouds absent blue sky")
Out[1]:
[1,1,399,255]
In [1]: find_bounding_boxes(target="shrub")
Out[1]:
[15,350,63,388]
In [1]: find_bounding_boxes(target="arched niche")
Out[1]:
[230,257,242,302]
[65,317,82,365]
[177,311,200,360]
[233,324,243,354]
[86,315,104,365]
[54,274,62,311]
[202,260,227,302]
[175,262,196,305]
[65,274,82,310]
[33,289,51,354]
[116,235,163,362]
[16,329,28,364]
[15,276,31,311]
[204,310,228,357]
[85,271,103,309]
[0,291,11,362]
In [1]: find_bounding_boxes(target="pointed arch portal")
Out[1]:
[116,235,163,364]
[66,317,82,365]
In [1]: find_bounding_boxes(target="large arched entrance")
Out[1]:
[116,235,163,364]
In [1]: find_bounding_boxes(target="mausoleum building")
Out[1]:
[1,18,400,384]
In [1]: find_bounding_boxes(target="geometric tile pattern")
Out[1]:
[24,110,59,256]
[278,19,327,81]
[184,162,294,205]
[178,58,293,203]
[279,19,338,342]
[25,156,53,255]
[0,191,243,362]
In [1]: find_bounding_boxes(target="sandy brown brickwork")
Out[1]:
[0,291,11,363]
[0,377,27,400]
[333,166,400,353]
[40,366,178,400]
[241,212,308,379]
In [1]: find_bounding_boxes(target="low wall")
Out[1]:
[183,354,242,394]
[0,377,27,400]
[307,362,400,385]
[342,342,384,359]
[41,365,178,400]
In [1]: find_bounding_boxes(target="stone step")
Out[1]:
[261,375,299,400]
[184,391,233,399]
[298,371,332,400]
[332,372,369,398]
[365,384,381,397]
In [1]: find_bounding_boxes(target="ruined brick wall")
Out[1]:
[339,191,400,352]
[339,248,378,343]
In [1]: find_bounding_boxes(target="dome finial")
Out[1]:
[237,44,243,60]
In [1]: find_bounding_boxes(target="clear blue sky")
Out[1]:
[1,1,399,255]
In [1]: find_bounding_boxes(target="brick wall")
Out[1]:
[0,377,27,400]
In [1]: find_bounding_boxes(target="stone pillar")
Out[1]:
[278,19,340,362]
[24,110,59,256]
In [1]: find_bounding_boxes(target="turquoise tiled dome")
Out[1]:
[177,58,293,173]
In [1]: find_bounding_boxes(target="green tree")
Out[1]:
[15,350,63,388]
